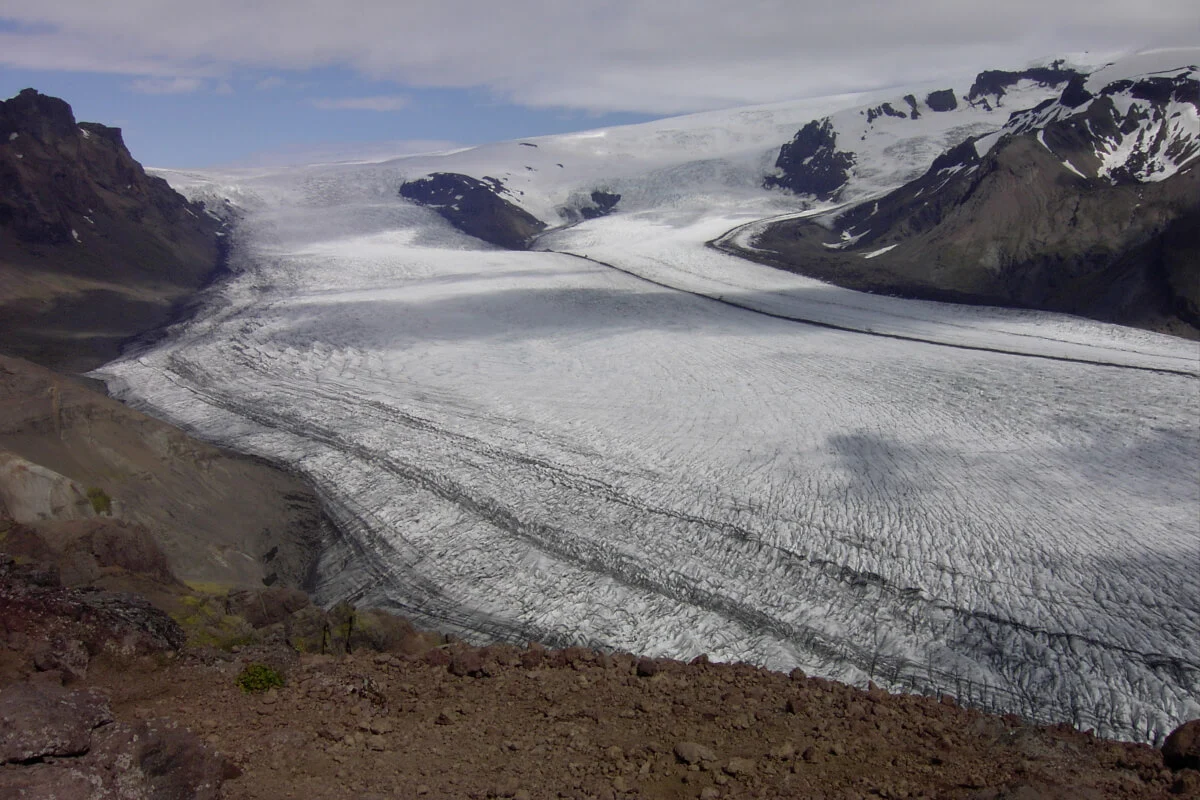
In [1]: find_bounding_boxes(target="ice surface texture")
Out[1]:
[100,57,1199,744]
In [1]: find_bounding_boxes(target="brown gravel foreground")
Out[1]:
[88,645,1196,800]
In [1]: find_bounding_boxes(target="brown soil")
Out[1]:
[84,642,1194,800]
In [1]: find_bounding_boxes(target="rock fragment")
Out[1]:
[675,741,717,765]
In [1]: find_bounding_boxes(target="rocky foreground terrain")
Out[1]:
[2,526,1199,800]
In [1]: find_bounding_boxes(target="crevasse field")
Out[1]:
[96,75,1199,744]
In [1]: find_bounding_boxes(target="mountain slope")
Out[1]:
[764,62,1082,202]
[0,91,337,590]
[741,56,1200,336]
[0,89,227,373]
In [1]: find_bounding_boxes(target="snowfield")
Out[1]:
[98,55,1199,745]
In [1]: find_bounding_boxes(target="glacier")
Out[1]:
[96,60,1199,745]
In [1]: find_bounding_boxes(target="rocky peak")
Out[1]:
[76,120,126,148]
[999,66,1199,184]
[0,89,227,372]
[966,61,1082,109]
[763,118,856,201]
[0,88,77,143]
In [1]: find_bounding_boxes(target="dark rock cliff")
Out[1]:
[966,62,1083,108]
[0,91,334,593]
[0,89,226,373]
[398,172,545,249]
[763,119,857,201]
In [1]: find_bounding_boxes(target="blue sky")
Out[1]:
[0,65,656,168]
[2,1,1196,168]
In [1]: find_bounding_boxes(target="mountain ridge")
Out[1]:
[739,60,1200,336]
[0,88,230,373]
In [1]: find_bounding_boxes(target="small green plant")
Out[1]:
[236,663,284,694]
[86,487,112,516]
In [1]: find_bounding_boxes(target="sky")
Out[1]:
[1,1,1197,168]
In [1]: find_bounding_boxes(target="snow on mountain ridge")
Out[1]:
[1001,66,1199,183]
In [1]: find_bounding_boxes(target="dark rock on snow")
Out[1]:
[966,62,1082,105]
[764,118,856,200]
[924,89,958,112]
[399,172,545,249]
[746,67,1200,338]
[580,190,621,220]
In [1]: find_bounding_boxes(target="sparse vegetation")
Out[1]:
[86,486,112,516]
[236,663,284,694]
[171,593,254,650]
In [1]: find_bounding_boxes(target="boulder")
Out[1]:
[90,718,239,799]
[1164,719,1200,770]
[449,647,484,678]
[0,683,111,763]
[674,741,717,765]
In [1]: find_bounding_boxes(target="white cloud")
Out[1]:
[1,1,1197,114]
[311,94,410,111]
[255,76,285,91]
[128,76,204,94]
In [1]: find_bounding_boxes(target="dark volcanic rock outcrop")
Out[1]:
[966,62,1083,108]
[924,89,958,112]
[0,89,226,373]
[559,189,623,224]
[580,190,621,220]
[0,552,186,684]
[399,172,545,249]
[741,65,1200,337]
[764,119,856,200]
[766,65,1080,202]
[0,681,234,800]
[865,102,908,123]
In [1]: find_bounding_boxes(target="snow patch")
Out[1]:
[973,131,1002,158]
[1060,159,1086,178]
[863,244,899,259]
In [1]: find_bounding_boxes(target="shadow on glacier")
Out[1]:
[270,284,838,346]
[827,418,1198,509]
[823,429,1199,742]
